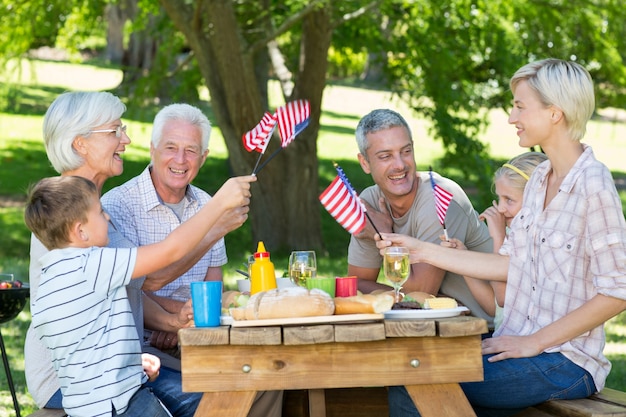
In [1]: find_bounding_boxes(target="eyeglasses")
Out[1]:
[88,125,127,138]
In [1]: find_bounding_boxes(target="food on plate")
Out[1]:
[230,286,334,320]
[423,297,458,310]
[403,291,436,304]
[391,301,422,310]
[389,291,435,310]
[334,293,395,314]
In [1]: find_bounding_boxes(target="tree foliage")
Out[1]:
[2,0,626,250]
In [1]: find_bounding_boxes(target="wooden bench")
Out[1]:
[26,409,66,417]
[513,388,626,417]
[283,387,626,417]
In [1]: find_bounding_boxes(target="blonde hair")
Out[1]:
[494,152,548,192]
[24,176,99,250]
[510,59,595,142]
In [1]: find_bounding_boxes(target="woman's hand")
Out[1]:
[481,334,542,362]
[375,233,425,264]
[440,236,467,251]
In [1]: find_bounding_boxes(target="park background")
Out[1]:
[1,1,626,414]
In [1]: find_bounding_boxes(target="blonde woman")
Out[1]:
[380,59,626,416]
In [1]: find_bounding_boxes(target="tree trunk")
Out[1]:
[160,0,330,253]
[105,4,125,64]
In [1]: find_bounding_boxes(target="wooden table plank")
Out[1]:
[181,335,482,392]
[334,322,385,342]
[195,391,256,417]
[229,326,282,345]
[407,383,477,416]
[437,316,489,337]
[284,325,334,345]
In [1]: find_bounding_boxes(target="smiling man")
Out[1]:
[347,108,494,326]
[101,104,283,417]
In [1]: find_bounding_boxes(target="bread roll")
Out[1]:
[230,287,335,320]
[403,291,436,304]
[334,293,395,314]
[370,289,396,297]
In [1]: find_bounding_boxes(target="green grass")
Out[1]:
[2,58,626,414]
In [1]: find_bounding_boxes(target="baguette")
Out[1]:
[230,287,335,320]
[334,293,395,315]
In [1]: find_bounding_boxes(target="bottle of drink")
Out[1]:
[250,241,277,295]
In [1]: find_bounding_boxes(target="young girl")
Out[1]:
[445,151,547,330]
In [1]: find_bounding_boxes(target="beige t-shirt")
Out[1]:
[348,171,494,326]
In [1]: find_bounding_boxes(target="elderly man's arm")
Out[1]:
[142,205,246,291]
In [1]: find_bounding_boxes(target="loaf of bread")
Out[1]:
[334,293,395,315]
[230,287,335,320]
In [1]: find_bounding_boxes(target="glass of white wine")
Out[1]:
[288,251,317,287]
[383,246,410,303]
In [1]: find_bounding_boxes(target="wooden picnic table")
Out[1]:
[178,313,488,417]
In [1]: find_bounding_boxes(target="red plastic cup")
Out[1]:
[335,276,358,297]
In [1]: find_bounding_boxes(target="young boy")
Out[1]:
[24,174,254,417]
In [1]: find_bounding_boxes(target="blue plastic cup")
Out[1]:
[190,281,222,327]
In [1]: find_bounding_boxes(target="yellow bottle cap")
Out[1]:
[255,241,269,258]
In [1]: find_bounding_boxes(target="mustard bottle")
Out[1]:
[250,241,277,295]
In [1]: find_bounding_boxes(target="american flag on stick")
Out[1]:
[242,111,277,153]
[242,100,311,175]
[429,167,453,241]
[276,99,310,147]
[319,163,368,235]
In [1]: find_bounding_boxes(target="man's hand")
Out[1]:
[150,330,179,350]
[142,353,161,382]
[177,299,194,328]
[211,205,250,236]
[355,197,393,240]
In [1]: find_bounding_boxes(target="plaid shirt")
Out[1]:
[101,166,227,299]
[498,144,626,391]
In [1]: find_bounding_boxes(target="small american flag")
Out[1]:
[429,168,453,226]
[276,99,310,147]
[319,164,367,235]
[242,111,277,153]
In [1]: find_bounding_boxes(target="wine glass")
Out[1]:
[288,251,317,287]
[383,246,410,303]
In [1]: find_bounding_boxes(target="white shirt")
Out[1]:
[31,246,144,417]
[498,145,626,391]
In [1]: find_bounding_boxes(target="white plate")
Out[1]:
[220,315,234,326]
[384,306,469,320]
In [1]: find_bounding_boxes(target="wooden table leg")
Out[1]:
[405,383,477,417]
[194,391,257,417]
[308,389,327,417]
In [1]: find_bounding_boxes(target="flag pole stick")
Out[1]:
[253,147,283,175]
[250,151,265,175]
[365,212,382,240]
[442,222,449,242]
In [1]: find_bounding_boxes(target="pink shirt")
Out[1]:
[498,144,626,391]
